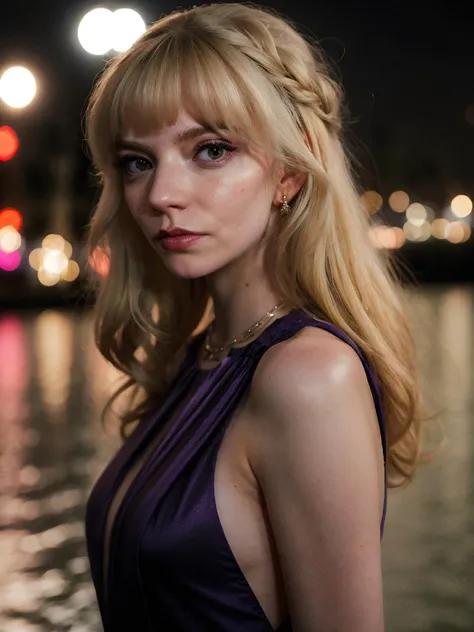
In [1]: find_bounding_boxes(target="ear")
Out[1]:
[272,167,307,206]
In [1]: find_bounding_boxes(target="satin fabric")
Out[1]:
[86,309,387,631]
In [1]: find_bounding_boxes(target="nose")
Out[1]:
[147,159,188,214]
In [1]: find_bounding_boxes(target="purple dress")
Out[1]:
[86,308,387,631]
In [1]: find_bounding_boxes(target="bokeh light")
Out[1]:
[0,249,21,271]
[445,221,471,244]
[406,203,427,227]
[78,8,146,55]
[38,267,60,287]
[78,8,114,55]
[28,234,80,285]
[431,218,449,239]
[361,190,383,215]
[451,194,473,218]
[0,207,23,230]
[0,226,22,253]
[111,9,146,52]
[89,247,110,278]
[388,190,410,213]
[42,249,69,276]
[403,221,431,242]
[369,225,406,249]
[41,234,73,259]
[28,248,43,271]
[61,260,80,282]
[0,66,37,108]
[461,224,472,242]
[0,126,20,161]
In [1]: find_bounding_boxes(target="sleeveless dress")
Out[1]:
[86,308,387,632]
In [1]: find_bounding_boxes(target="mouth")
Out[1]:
[154,232,203,241]
[156,233,204,251]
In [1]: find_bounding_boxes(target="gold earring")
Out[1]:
[280,194,292,218]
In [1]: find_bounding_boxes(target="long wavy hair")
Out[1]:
[85,2,436,487]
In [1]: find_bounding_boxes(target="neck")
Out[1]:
[205,252,288,349]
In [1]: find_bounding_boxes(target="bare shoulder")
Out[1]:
[244,325,386,631]
[246,324,383,459]
[251,324,368,410]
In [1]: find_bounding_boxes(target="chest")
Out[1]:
[98,356,288,629]
[134,391,287,628]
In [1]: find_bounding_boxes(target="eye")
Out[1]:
[116,155,152,176]
[194,140,236,164]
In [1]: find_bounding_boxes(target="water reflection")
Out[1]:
[0,289,473,631]
[34,311,73,422]
[383,286,474,631]
[0,310,119,631]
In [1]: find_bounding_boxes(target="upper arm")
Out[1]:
[247,327,386,632]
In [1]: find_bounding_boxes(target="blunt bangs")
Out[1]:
[100,30,279,157]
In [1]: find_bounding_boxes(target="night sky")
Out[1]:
[1,0,473,214]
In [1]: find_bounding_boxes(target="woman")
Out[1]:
[85,4,426,631]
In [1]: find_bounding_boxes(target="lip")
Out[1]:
[159,234,204,251]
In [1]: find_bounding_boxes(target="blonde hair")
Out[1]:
[85,2,436,487]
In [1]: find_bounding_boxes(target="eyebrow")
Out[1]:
[115,125,226,153]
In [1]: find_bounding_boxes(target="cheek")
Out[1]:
[205,161,274,232]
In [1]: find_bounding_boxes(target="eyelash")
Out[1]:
[115,140,237,177]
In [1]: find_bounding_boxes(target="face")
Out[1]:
[115,109,281,279]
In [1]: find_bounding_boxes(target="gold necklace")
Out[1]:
[203,300,286,361]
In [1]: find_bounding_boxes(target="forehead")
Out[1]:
[120,109,220,142]
[94,36,279,166]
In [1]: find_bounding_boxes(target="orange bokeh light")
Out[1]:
[89,246,110,278]
[0,126,19,161]
[0,207,23,231]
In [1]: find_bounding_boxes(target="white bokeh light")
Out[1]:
[42,249,69,276]
[0,66,37,108]
[78,7,146,55]
[77,8,114,55]
[111,9,146,52]
[0,226,21,253]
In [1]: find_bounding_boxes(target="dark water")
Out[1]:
[0,286,473,631]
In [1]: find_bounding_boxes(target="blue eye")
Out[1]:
[116,155,152,175]
[195,141,236,163]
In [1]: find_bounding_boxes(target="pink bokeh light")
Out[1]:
[0,249,21,271]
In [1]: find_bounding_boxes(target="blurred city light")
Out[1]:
[0,226,22,253]
[42,249,69,276]
[445,221,469,244]
[111,9,147,52]
[61,260,80,282]
[89,246,110,277]
[42,234,72,258]
[0,207,23,230]
[78,7,146,55]
[388,190,410,213]
[406,203,428,227]
[0,126,19,161]
[38,267,61,287]
[0,66,37,108]
[432,218,449,239]
[29,249,43,271]
[0,249,21,271]
[78,8,114,55]
[369,225,406,249]
[451,194,473,218]
[461,224,472,242]
[361,190,383,214]
[28,234,80,286]
[403,220,431,242]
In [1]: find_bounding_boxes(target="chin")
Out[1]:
[162,259,221,280]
